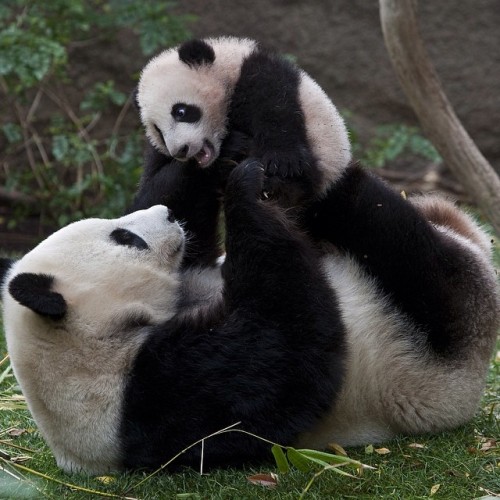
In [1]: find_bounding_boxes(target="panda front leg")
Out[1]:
[128,144,225,267]
[205,159,346,456]
[304,163,499,356]
[229,53,320,204]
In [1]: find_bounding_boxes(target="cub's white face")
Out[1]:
[138,52,229,168]
[1,205,184,473]
[137,37,256,168]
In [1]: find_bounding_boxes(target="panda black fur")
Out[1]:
[0,161,346,473]
[132,36,352,212]
[127,134,499,454]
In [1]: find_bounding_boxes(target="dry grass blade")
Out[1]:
[0,354,10,368]
[0,458,139,499]
[0,394,28,411]
[0,439,38,454]
[130,422,243,490]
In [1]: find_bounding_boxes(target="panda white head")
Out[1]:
[137,37,255,168]
[3,205,184,335]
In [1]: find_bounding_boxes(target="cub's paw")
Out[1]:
[261,145,312,179]
[226,159,265,199]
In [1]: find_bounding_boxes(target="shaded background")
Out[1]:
[177,0,499,170]
[1,0,499,251]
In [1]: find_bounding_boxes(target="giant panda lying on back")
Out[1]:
[128,37,497,464]
[1,157,498,474]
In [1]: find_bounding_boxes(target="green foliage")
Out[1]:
[346,118,442,169]
[106,0,196,56]
[0,0,192,231]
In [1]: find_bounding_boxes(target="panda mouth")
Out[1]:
[193,140,216,168]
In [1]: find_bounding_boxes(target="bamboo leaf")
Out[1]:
[271,445,289,474]
[327,442,348,456]
[297,449,364,467]
[286,448,313,473]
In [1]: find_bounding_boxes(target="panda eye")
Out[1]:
[171,103,202,123]
[110,228,149,250]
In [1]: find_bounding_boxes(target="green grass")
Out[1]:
[0,313,498,500]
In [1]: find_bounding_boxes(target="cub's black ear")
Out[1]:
[0,258,14,290]
[9,273,67,320]
[178,39,215,67]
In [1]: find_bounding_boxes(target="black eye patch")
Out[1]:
[110,228,149,250]
[171,103,202,123]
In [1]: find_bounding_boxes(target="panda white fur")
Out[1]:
[134,36,351,200]
[1,158,498,474]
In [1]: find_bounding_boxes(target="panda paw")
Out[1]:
[219,130,252,164]
[260,145,311,179]
[226,158,265,200]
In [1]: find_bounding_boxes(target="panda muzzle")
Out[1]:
[193,140,216,168]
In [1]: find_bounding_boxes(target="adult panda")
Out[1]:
[128,126,499,454]
[0,161,346,474]
[1,34,498,473]
[132,36,352,213]
[1,158,498,474]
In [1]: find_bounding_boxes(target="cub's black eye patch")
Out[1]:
[171,103,202,123]
[110,229,149,250]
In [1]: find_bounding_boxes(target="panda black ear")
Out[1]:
[0,258,14,290]
[9,273,67,320]
[178,39,215,67]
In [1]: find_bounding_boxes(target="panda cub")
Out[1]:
[0,161,345,474]
[133,36,351,209]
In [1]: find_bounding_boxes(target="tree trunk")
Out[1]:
[379,0,500,235]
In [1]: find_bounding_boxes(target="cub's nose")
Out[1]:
[173,145,189,160]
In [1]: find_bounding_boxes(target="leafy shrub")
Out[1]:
[347,120,442,169]
[0,0,192,229]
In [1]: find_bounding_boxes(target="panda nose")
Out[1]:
[167,208,176,223]
[174,145,189,159]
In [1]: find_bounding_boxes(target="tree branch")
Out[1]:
[379,0,500,235]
